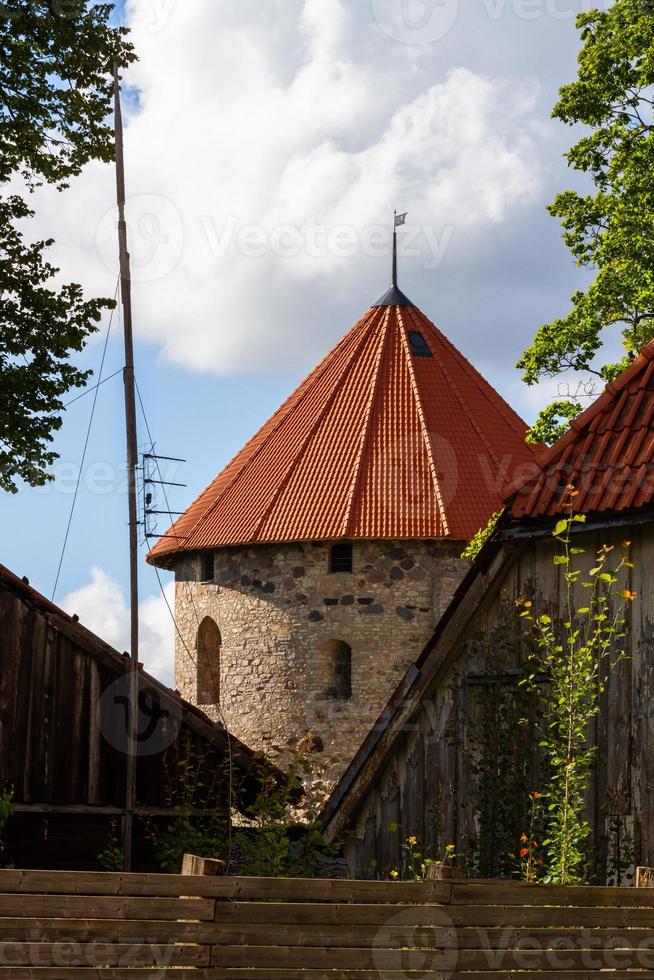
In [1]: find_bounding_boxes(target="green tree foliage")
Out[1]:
[519,0,654,443]
[0,2,134,491]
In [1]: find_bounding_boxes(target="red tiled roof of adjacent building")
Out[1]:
[508,340,654,520]
[148,290,540,564]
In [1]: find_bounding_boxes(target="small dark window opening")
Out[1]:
[408,331,432,357]
[200,551,214,582]
[330,543,353,573]
[319,640,352,701]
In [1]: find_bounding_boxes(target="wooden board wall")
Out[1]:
[342,523,654,881]
[0,579,251,869]
[1,870,654,977]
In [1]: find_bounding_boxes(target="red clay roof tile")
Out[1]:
[148,297,539,563]
[508,339,654,521]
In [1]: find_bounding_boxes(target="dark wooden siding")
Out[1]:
[0,567,273,869]
[341,523,654,881]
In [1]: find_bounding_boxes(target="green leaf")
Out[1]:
[0,5,135,492]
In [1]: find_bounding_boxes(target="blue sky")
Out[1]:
[1,0,608,683]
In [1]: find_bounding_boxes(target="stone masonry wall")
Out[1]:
[174,539,468,788]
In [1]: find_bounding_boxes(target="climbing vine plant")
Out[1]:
[517,491,635,884]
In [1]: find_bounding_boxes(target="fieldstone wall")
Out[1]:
[173,539,467,787]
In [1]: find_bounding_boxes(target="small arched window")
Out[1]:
[317,639,352,701]
[196,617,221,705]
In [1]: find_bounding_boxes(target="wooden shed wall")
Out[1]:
[342,521,654,881]
[0,579,239,869]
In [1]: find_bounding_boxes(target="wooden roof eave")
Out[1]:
[500,502,654,542]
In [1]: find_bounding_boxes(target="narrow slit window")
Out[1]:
[330,543,353,573]
[200,551,214,582]
[317,640,352,701]
[408,331,432,358]
[196,617,221,705]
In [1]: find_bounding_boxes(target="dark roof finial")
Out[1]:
[374,210,413,307]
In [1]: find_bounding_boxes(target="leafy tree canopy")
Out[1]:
[519,0,654,444]
[0,1,134,491]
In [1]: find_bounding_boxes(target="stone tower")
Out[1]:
[148,281,539,783]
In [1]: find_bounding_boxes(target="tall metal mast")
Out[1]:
[392,210,398,288]
[392,210,407,288]
[113,65,139,871]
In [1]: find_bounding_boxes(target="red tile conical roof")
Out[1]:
[148,292,539,564]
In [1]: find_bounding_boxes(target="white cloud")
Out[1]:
[61,567,175,686]
[28,0,549,376]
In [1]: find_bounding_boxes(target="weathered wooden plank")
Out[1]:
[0,871,450,903]
[402,728,424,847]
[218,900,448,925]
[448,902,654,928]
[187,972,654,980]
[0,967,654,979]
[0,973,225,980]
[377,763,401,878]
[0,895,214,920]
[0,942,209,967]
[0,917,214,942]
[7,918,654,949]
[206,973,654,980]
[1,973,654,980]
[451,880,654,907]
[211,898,654,928]
[0,594,25,790]
[212,944,447,969]
[454,947,654,969]
[212,941,654,970]
[634,523,654,866]
[214,875,450,904]
[207,922,654,948]
[25,612,49,802]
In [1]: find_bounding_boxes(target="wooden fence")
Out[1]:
[2,870,654,976]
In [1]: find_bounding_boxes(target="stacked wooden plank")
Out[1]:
[1,870,654,977]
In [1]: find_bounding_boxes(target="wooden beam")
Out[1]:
[637,866,654,887]
[10,803,227,818]
[182,853,225,877]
